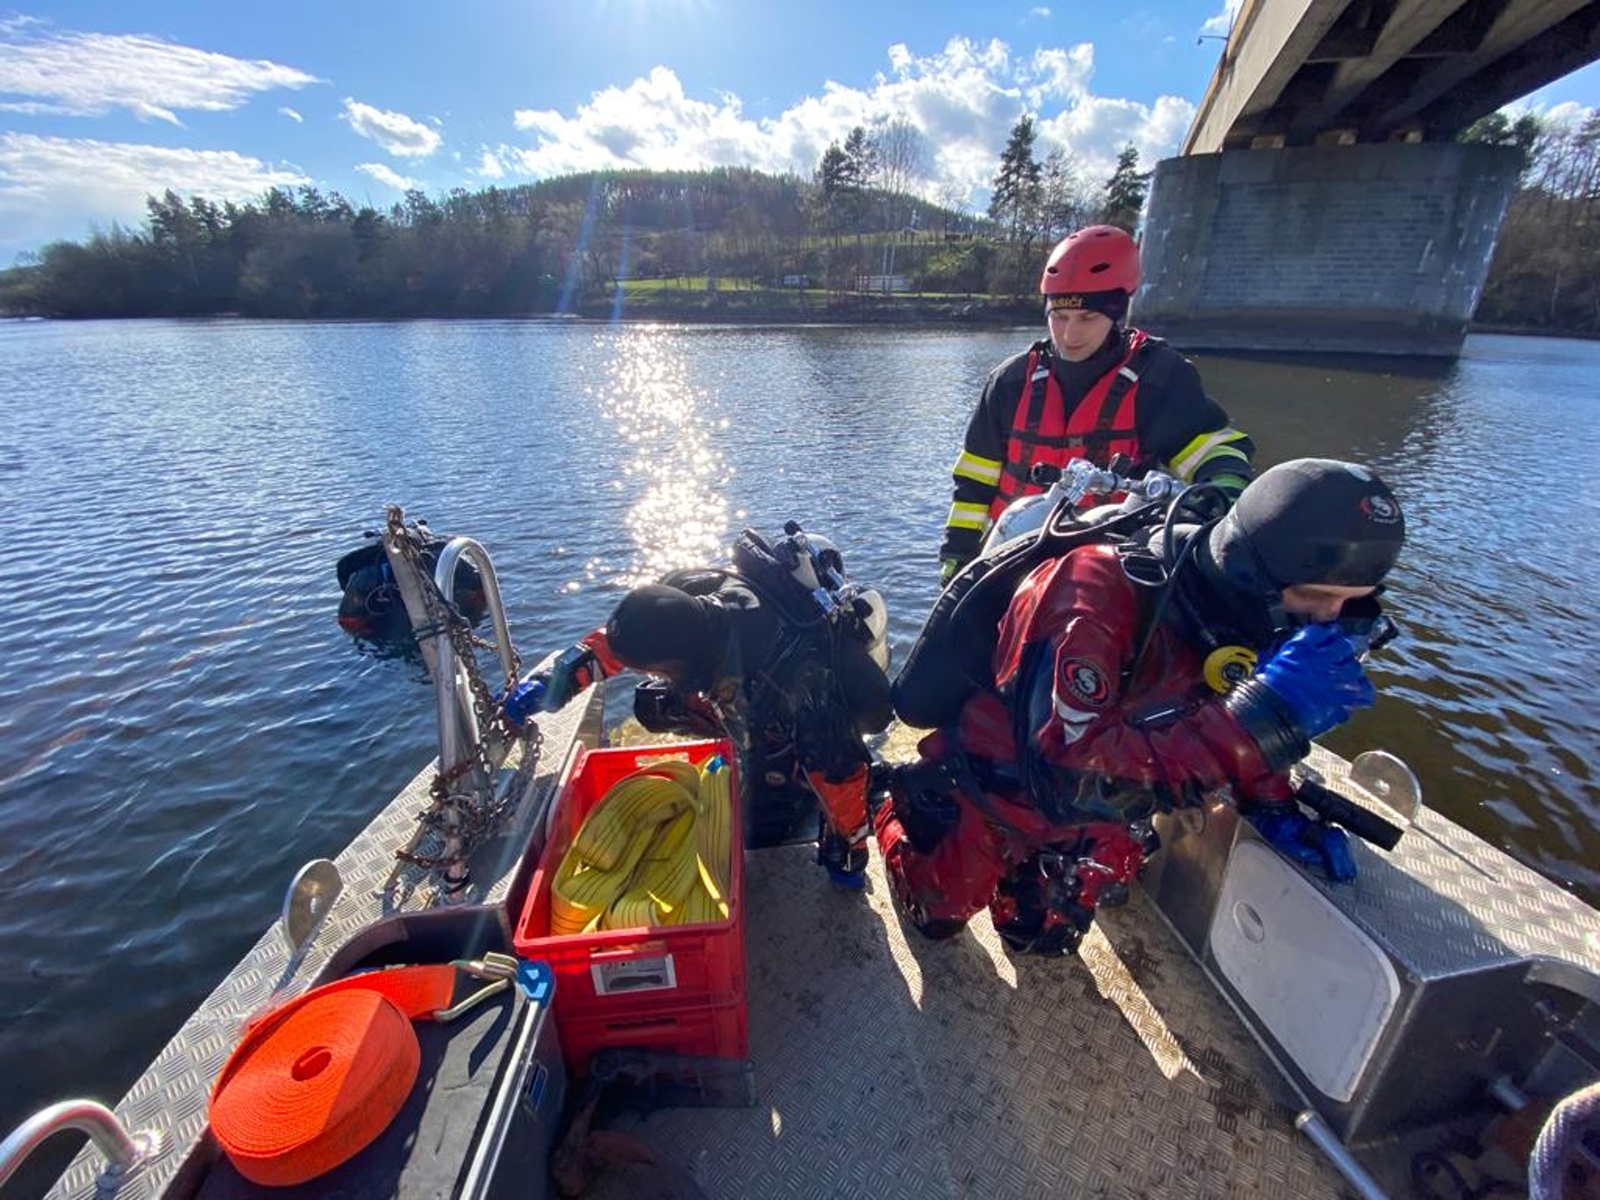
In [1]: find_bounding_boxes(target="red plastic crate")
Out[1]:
[557,995,748,1075]
[513,739,746,1069]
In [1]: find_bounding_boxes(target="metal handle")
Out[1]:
[0,1100,163,1192]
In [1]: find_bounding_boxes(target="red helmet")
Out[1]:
[1039,225,1140,296]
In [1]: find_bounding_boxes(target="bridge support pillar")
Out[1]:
[1137,143,1521,358]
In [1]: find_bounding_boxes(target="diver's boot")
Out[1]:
[817,830,869,890]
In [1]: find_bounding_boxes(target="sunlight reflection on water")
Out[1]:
[594,327,732,588]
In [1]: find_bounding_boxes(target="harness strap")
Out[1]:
[1081,344,1152,464]
[1024,342,1053,430]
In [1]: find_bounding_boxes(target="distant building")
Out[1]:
[856,275,911,294]
[780,274,810,288]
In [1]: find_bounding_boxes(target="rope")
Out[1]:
[1528,1080,1600,1200]
[208,965,458,1186]
[551,756,733,935]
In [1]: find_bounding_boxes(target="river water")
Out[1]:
[0,319,1596,1192]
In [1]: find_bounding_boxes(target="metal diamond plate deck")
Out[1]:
[46,695,598,1200]
[591,842,1348,1200]
[1304,744,1600,985]
[50,717,1533,1200]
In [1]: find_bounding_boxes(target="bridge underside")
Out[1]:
[1137,142,1521,358]
[1189,0,1600,155]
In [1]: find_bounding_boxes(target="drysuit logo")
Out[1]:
[1059,658,1110,707]
[1361,493,1401,524]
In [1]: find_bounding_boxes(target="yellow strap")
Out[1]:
[550,755,733,935]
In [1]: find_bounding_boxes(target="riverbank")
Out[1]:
[573,290,1040,326]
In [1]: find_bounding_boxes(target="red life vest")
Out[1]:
[986,330,1151,524]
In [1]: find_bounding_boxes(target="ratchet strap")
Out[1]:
[208,962,501,1186]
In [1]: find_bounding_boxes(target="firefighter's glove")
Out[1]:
[499,678,548,727]
[895,786,960,854]
[1248,805,1357,883]
[1226,624,1374,772]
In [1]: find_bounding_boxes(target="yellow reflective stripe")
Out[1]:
[947,500,990,532]
[1168,429,1249,481]
[953,450,1001,487]
[1206,473,1251,498]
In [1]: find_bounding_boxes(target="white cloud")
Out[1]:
[278,106,303,123]
[1200,0,1242,38]
[1030,7,1052,17]
[483,38,1191,211]
[0,24,319,124]
[341,98,441,158]
[0,132,307,261]
[356,161,416,191]
[1520,99,1594,129]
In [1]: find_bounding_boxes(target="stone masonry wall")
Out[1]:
[1137,143,1521,356]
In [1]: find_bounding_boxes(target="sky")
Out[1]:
[3,0,1600,265]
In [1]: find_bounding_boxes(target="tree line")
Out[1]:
[27,102,1600,336]
[0,116,1147,319]
[1465,109,1600,335]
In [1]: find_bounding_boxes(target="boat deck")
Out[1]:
[43,693,1356,1199]
[589,838,1349,1200]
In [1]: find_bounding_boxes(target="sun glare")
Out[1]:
[595,327,731,585]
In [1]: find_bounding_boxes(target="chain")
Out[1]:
[384,506,540,896]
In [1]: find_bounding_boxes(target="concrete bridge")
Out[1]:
[1137,0,1600,356]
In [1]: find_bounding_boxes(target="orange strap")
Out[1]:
[208,965,458,1186]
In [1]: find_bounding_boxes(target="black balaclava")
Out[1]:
[606,584,732,692]
[1185,458,1405,649]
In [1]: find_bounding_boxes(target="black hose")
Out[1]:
[1528,1080,1600,1200]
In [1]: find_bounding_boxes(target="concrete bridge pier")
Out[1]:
[1136,142,1522,358]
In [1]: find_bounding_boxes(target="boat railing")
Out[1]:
[0,1100,164,1195]
[428,534,518,784]
[378,505,532,891]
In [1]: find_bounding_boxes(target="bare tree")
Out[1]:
[871,115,930,209]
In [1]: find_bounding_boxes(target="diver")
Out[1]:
[512,525,893,888]
[881,458,1405,954]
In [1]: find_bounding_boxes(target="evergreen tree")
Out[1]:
[1459,110,1543,182]
[989,116,1042,240]
[841,126,877,191]
[1100,144,1147,232]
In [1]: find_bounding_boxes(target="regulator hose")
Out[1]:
[551,757,733,935]
[1528,1079,1600,1200]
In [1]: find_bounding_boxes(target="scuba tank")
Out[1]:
[982,458,1179,555]
[893,458,1186,730]
[731,522,891,672]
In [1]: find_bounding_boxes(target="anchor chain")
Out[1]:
[384,506,540,894]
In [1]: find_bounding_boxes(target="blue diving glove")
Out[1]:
[1249,805,1357,882]
[499,677,548,727]
[1257,623,1375,737]
[1226,623,1375,771]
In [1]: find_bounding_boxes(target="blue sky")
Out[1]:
[3,1,1599,264]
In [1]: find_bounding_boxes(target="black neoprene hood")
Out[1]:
[1210,458,1406,590]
